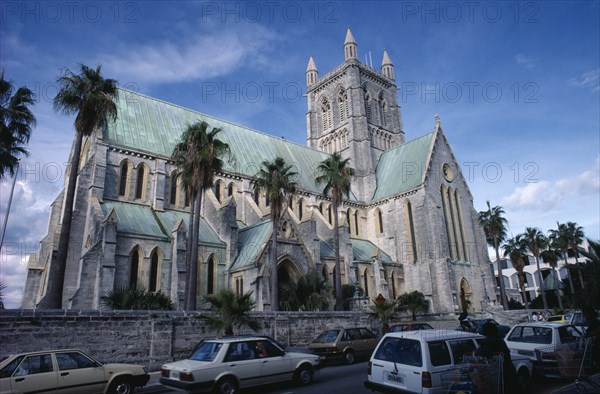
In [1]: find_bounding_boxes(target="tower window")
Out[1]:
[118,161,129,197]
[338,90,349,123]
[321,99,332,131]
[365,94,371,122]
[135,165,145,199]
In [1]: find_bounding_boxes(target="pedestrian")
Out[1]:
[531,312,538,322]
[475,322,518,394]
[538,311,545,321]
[582,306,600,372]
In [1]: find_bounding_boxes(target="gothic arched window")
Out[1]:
[149,249,161,292]
[321,99,332,131]
[207,255,215,295]
[404,200,418,263]
[376,208,384,235]
[169,173,178,205]
[364,93,371,122]
[118,161,129,197]
[135,164,146,199]
[338,90,349,123]
[129,248,140,289]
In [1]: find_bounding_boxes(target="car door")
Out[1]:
[8,353,57,394]
[358,328,378,357]
[222,342,262,388]
[55,351,106,394]
[426,340,458,391]
[257,340,292,384]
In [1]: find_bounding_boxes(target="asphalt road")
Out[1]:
[139,360,577,394]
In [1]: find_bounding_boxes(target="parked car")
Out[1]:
[456,318,510,338]
[0,349,149,394]
[364,329,532,394]
[388,323,434,333]
[504,322,583,376]
[547,314,572,324]
[308,327,379,364]
[160,336,320,394]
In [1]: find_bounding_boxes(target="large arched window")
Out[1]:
[454,190,468,261]
[169,173,178,205]
[379,93,387,127]
[207,255,216,295]
[376,208,384,235]
[404,200,418,263]
[129,248,140,289]
[362,268,370,297]
[338,89,349,123]
[118,161,130,197]
[321,99,332,131]
[214,180,222,202]
[135,164,146,199]
[149,248,161,292]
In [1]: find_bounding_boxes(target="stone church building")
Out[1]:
[22,29,495,313]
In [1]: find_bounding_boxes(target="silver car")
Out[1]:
[160,336,321,394]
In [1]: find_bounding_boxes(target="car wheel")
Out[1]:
[517,368,529,393]
[295,365,313,386]
[108,378,133,394]
[344,349,355,365]
[213,377,237,394]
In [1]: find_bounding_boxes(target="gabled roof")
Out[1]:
[351,239,394,264]
[154,209,225,247]
[101,200,224,246]
[230,220,272,270]
[106,89,332,196]
[371,131,437,201]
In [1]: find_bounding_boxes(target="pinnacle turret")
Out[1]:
[344,27,357,61]
[381,49,395,80]
[306,56,318,86]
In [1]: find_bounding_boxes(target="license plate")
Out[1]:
[518,350,534,357]
[386,373,403,384]
[170,371,180,379]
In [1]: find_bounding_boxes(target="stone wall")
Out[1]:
[0,310,458,370]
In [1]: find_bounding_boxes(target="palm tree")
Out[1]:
[172,121,230,310]
[549,222,575,294]
[397,290,430,321]
[39,65,118,309]
[101,286,174,310]
[478,201,509,310]
[254,157,297,311]
[370,299,397,334]
[315,152,355,310]
[578,239,600,309]
[503,235,529,312]
[565,222,585,289]
[522,227,549,310]
[203,289,260,335]
[540,248,563,310]
[0,71,36,180]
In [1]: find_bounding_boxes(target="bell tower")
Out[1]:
[306,28,404,201]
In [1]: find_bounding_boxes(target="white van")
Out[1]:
[364,329,532,394]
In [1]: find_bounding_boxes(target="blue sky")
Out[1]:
[1,1,598,308]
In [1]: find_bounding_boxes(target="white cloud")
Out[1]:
[101,24,279,84]
[569,68,600,92]
[516,54,536,69]
[501,158,600,211]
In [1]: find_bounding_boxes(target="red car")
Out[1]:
[388,323,434,332]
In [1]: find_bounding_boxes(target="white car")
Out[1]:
[364,329,532,394]
[0,349,149,394]
[160,336,321,394]
[504,322,583,376]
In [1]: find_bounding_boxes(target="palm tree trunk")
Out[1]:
[38,132,84,309]
[270,219,279,311]
[333,203,343,311]
[184,196,195,310]
[186,191,202,310]
[519,273,529,313]
[494,241,508,310]
[563,252,575,294]
[574,253,585,289]
[554,267,564,310]
[536,255,549,310]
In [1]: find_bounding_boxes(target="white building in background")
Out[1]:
[492,240,589,304]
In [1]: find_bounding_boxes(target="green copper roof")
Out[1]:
[230,220,272,270]
[320,240,335,258]
[154,210,225,247]
[101,200,167,239]
[106,89,334,196]
[351,239,394,264]
[371,131,437,201]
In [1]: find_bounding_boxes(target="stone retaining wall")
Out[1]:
[0,310,458,370]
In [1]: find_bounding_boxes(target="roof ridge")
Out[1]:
[117,87,323,153]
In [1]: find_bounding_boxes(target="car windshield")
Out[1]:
[374,338,422,367]
[189,341,223,362]
[314,330,340,343]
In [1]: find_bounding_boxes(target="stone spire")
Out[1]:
[381,49,395,80]
[344,27,357,61]
[306,56,318,86]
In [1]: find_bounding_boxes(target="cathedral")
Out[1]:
[22,28,495,313]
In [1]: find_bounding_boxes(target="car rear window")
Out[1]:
[314,330,340,343]
[428,341,451,366]
[448,339,476,363]
[374,338,422,367]
[508,326,552,344]
[190,341,223,362]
